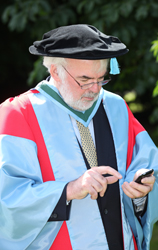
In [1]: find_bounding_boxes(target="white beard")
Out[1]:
[58,80,99,111]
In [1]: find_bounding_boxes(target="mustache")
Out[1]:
[82,92,99,98]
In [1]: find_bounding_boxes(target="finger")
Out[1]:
[89,186,99,200]
[99,178,108,197]
[83,167,122,198]
[122,182,144,198]
[141,175,155,185]
[83,170,108,198]
[106,175,120,185]
[90,168,121,196]
[140,182,154,193]
[90,169,108,185]
[89,170,109,196]
[83,172,105,195]
[122,183,136,199]
[94,166,122,179]
[91,177,105,193]
[130,181,152,195]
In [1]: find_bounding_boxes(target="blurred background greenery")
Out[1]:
[1,0,158,248]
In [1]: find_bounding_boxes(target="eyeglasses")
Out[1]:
[62,66,111,90]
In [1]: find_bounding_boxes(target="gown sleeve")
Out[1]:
[0,94,70,247]
[123,103,158,249]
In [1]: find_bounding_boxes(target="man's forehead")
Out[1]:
[66,58,98,64]
[66,58,106,66]
[66,58,108,73]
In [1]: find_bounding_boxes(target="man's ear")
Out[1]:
[50,64,61,81]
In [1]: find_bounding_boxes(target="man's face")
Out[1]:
[56,59,107,111]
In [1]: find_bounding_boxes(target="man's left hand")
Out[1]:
[122,169,155,199]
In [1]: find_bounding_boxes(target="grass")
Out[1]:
[150,223,158,250]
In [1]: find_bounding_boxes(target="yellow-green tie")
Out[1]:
[76,120,98,168]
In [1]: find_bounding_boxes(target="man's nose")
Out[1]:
[89,83,101,93]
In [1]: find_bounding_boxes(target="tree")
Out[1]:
[151,38,158,97]
[148,37,158,142]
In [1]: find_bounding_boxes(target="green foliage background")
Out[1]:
[1,0,158,248]
[1,0,158,139]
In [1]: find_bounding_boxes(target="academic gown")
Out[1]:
[0,81,158,250]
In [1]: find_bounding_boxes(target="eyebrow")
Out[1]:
[77,73,106,80]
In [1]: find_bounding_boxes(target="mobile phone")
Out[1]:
[135,169,154,184]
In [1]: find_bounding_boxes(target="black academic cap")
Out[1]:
[29,24,128,60]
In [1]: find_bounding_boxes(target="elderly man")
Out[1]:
[0,24,157,250]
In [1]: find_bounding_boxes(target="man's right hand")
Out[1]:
[66,166,122,201]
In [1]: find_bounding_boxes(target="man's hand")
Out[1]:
[122,168,155,199]
[67,166,122,201]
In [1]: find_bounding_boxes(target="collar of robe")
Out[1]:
[35,81,104,127]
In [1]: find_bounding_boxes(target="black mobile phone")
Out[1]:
[135,169,154,184]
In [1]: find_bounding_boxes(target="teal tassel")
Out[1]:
[110,58,120,75]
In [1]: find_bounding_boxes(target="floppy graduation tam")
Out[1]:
[29,24,129,74]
